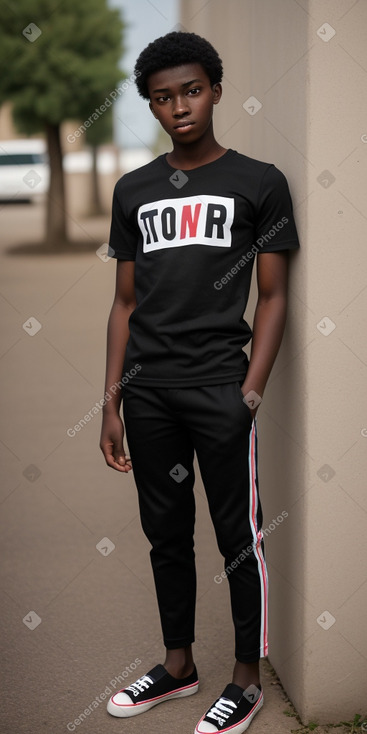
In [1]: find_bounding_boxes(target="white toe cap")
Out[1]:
[196,722,218,733]
[110,690,133,706]
[107,690,134,715]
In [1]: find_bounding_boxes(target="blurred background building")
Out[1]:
[0,0,366,727]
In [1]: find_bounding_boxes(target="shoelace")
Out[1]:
[126,674,154,695]
[206,697,237,726]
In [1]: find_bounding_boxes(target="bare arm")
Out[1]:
[240,251,289,416]
[100,260,136,472]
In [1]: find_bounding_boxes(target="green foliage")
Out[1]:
[351,714,367,732]
[0,0,125,135]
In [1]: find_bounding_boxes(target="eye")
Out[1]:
[156,95,170,103]
[188,87,200,96]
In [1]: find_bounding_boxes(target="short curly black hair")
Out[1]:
[134,31,223,100]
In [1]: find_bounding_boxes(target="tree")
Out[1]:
[85,105,113,217]
[0,0,124,248]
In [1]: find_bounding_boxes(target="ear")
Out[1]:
[212,82,222,105]
[149,102,158,118]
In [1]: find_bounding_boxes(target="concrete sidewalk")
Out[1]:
[0,201,356,734]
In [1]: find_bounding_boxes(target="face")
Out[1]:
[147,62,222,144]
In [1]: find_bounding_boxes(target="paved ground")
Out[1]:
[0,192,359,734]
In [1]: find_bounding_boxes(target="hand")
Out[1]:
[100,412,132,473]
[240,386,262,420]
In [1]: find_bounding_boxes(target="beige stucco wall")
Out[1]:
[181,0,367,723]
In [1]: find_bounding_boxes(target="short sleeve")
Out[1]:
[108,180,138,261]
[255,165,300,253]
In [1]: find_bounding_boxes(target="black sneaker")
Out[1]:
[107,663,199,718]
[194,682,263,733]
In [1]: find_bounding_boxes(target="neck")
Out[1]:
[166,125,227,170]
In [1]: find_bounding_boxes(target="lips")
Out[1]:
[174,121,194,129]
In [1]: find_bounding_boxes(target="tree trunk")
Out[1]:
[45,122,68,247]
[90,145,104,215]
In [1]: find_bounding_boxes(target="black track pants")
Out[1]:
[122,382,269,663]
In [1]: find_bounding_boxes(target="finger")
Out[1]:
[101,442,130,473]
[106,454,132,472]
[114,443,132,467]
[114,451,130,467]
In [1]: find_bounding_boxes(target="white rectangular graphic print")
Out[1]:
[138,195,235,252]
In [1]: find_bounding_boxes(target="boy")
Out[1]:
[100,31,299,734]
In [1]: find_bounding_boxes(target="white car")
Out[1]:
[0,139,49,202]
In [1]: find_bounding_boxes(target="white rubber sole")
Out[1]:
[107,680,199,718]
[194,693,263,734]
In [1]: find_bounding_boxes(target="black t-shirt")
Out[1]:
[108,149,300,387]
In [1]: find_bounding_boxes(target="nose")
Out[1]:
[172,94,190,117]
